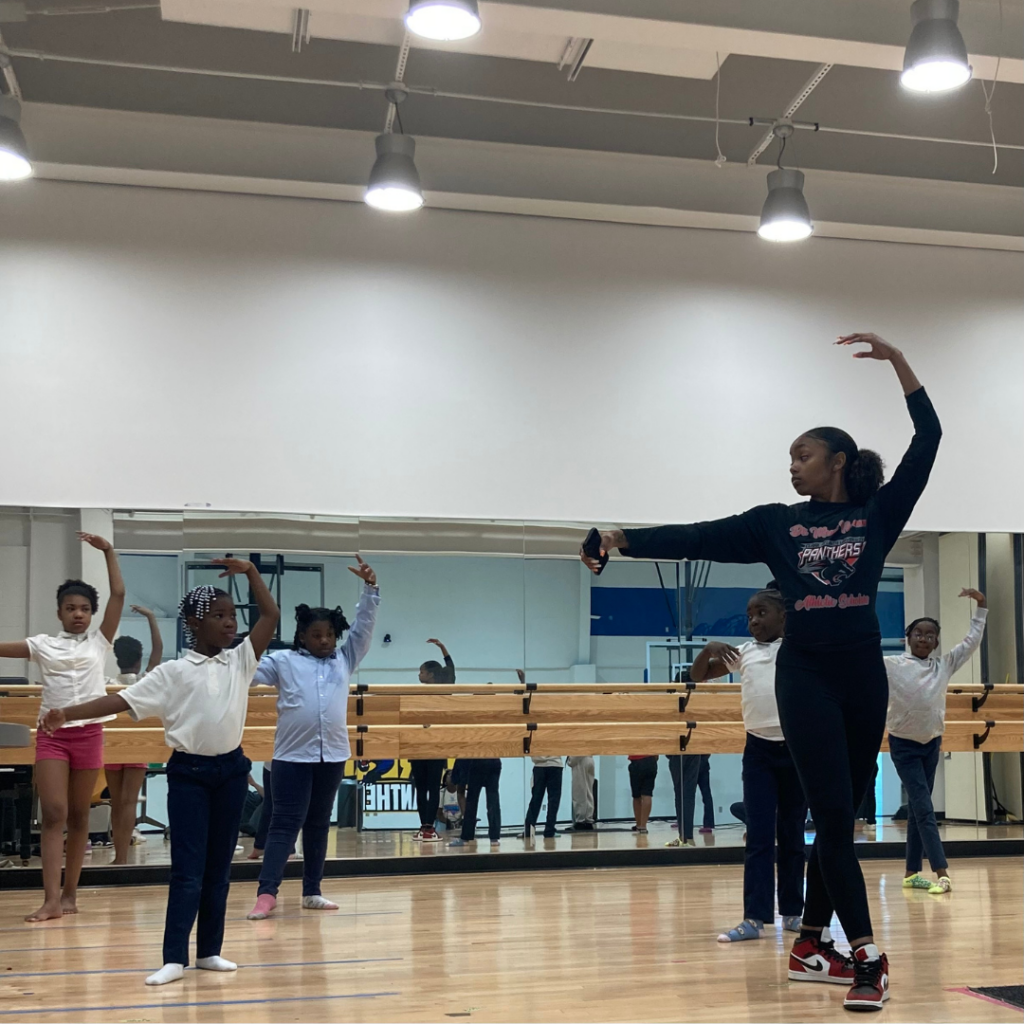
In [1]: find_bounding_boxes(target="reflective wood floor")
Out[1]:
[0,858,1020,1022]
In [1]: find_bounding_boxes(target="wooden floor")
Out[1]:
[5,819,1020,870]
[0,858,1020,1022]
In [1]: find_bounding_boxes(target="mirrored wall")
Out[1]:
[0,506,1020,873]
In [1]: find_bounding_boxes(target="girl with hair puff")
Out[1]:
[246,555,380,921]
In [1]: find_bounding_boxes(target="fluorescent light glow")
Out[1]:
[405,0,481,41]
[757,219,813,242]
[0,147,32,182]
[365,185,424,212]
[900,59,972,93]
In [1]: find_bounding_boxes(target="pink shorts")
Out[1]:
[35,723,104,771]
[104,763,147,772]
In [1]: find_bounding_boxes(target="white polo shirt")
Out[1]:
[27,630,115,727]
[736,638,784,742]
[121,638,257,756]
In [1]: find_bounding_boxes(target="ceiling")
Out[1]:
[1,0,1022,248]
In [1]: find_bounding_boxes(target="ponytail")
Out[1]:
[804,426,885,504]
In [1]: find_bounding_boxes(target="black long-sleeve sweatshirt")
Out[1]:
[622,388,941,651]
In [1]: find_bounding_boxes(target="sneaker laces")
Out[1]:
[853,955,884,987]
[819,940,854,970]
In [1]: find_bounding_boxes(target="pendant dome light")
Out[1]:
[365,132,424,212]
[757,123,813,242]
[365,87,423,212]
[405,0,481,41]
[0,96,33,182]
[901,0,972,93]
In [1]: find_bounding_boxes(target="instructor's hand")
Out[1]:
[836,333,901,362]
[580,530,624,574]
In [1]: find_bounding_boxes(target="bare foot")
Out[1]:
[247,849,262,860]
[25,900,64,923]
[61,895,79,916]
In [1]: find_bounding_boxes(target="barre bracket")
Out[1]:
[523,722,538,755]
[973,720,994,749]
[355,724,368,757]
[679,721,696,752]
[972,682,994,714]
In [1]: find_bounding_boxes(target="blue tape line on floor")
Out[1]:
[0,991,400,1016]
[0,956,402,978]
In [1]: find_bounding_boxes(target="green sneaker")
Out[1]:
[903,873,932,890]
[928,875,952,894]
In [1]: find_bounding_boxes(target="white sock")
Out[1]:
[196,955,237,972]
[820,926,832,943]
[302,895,339,910]
[145,963,185,986]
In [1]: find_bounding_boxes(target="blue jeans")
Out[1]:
[253,764,274,850]
[462,760,502,841]
[164,747,250,966]
[258,759,346,897]
[888,735,947,873]
[742,734,806,922]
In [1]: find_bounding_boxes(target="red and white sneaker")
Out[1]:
[789,937,856,985]
[412,829,426,841]
[420,827,443,843]
[843,945,889,1011]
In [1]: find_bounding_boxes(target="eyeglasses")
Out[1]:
[909,631,936,641]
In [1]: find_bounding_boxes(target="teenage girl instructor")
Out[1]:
[581,334,941,1013]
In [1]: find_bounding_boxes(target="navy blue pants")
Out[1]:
[258,759,346,898]
[524,765,563,837]
[164,747,250,966]
[741,733,806,923]
[669,754,714,839]
[889,735,947,873]
[462,760,502,842]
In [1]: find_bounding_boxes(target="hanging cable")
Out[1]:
[394,104,405,135]
[713,52,726,168]
[776,132,787,169]
[979,0,1003,174]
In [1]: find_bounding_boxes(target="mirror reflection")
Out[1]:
[0,507,1019,887]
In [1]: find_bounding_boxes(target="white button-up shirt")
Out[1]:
[121,637,257,756]
[736,638,784,742]
[885,609,988,744]
[27,630,115,727]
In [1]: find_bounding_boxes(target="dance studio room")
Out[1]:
[0,0,1021,1021]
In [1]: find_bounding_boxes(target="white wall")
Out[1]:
[0,181,1022,530]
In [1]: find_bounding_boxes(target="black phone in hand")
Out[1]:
[582,528,609,575]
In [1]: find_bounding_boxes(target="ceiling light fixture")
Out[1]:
[0,95,32,182]
[757,123,813,242]
[901,0,972,93]
[365,86,423,212]
[405,0,481,42]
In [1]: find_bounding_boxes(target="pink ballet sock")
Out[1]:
[246,894,277,920]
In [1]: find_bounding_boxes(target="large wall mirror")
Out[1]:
[0,506,1020,880]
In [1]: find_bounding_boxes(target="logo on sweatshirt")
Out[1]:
[792,523,868,587]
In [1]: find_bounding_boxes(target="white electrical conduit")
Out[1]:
[4,47,1022,154]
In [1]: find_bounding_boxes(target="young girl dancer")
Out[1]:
[583,334,941,1012]
[105,605,164,865]
[887,587,987,896]
[42,558,279,985]
[0,532,125,923]
[690,586,808,945]
[246,555,379,920]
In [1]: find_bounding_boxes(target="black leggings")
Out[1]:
[775,640,888,943]
[410,759,445,828]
